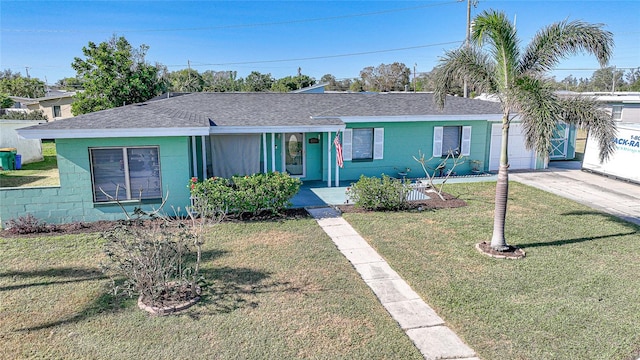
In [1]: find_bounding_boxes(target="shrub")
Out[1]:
[346,174,410,211]
[190,172,301,217]
[4,213,57,234]
[230,172,301,215]
[101,220,200,306]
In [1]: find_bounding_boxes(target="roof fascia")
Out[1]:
[334,114,504,123]
[209,125,346,134]
[17,127,209,139]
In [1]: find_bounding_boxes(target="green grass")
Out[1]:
[0,140,60,188]
[343,181,640,360]
[0,218,422,359]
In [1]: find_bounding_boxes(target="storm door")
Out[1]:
[284,132,305,177]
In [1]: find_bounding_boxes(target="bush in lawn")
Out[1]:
[100,189,226,311]
[346,174,410,211]
[101,220,199,307]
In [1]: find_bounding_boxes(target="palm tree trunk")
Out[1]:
[491,115,510,251]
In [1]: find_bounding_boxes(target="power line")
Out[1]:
[166,41,463,68]
[1,1,460,34]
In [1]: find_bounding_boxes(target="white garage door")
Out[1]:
[489,123,537,171]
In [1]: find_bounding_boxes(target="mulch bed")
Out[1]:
[335,191,467,213]
[476,241,526,259]
[0,192,466,238]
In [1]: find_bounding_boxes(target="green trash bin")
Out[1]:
[0,148,17,170]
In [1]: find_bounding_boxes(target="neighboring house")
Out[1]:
[10,90,76,121]
[1,92,547,225]
[591,92,640,123]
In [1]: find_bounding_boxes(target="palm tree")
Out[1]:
[434,10,617,251]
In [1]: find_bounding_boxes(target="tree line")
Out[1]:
[1,35,638,116]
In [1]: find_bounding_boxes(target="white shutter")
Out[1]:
[373,128,384,159]
[342,129,353,161]
[433,126,443,157]
[461,126,472,156]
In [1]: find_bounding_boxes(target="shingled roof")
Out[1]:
[18,92,503,139]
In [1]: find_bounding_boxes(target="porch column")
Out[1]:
[335,150,339,187]
[271,133,276,172]
[191,136,198,178]
[201,136,207,178]
[262,133,267,173]
[327,131,332,187]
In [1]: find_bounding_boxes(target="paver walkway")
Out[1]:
[306,207,479,360]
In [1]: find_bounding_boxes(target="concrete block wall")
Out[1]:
[1,136,193,226]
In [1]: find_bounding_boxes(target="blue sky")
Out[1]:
[1,0,638,85]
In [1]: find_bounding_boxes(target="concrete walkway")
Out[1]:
[306,207,479,360]
[302,163,639,359]
[511,163,640,226]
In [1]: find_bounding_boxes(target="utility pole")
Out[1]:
[25,67,30,78]
[187,60,192,91]
[413,63,417,92]
[463,0,478,98]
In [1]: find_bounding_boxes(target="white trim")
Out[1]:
[433,126,443,157]
[337,114,503,123]
[271,133,276,172]
[327,132,332,187]
[17,127,209,139]
[210,125,345,134]
[461,126,472,156]
[191,136,197,177]
[200,135,207,178]
[342,129,353,161]
[373,128,384,160]
[262,133,267,173]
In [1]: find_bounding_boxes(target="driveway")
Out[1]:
[511,161,640,226]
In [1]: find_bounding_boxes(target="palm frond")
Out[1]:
[512,76,561,156]
[520,20,613,75]
[433,47,496,109]
[559,96,617,161]
[472,10,520,91]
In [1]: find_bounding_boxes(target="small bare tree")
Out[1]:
[413,150,466,200]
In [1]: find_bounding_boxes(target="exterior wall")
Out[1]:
[336,120,491,182]
[0,120,45,163]
[26,96,74,121]
[619,104,640,123]
[1,136,191,225]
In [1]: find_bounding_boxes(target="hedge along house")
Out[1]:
[2,92,546,225]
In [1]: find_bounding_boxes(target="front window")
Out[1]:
[53,105,61,118]
[612,105,623,121]
[442,126,462,156]
[90,147,161,202]
[352,128,373,160]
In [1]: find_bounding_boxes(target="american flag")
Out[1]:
[334,132,343,168]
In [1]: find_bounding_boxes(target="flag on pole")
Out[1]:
[334,131,343,168]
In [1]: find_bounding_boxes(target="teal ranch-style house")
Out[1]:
[2,92,558,225]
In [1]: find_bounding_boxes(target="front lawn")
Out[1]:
[343,181,640,360]
[0,219,422,359]
[0,140,59,188]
